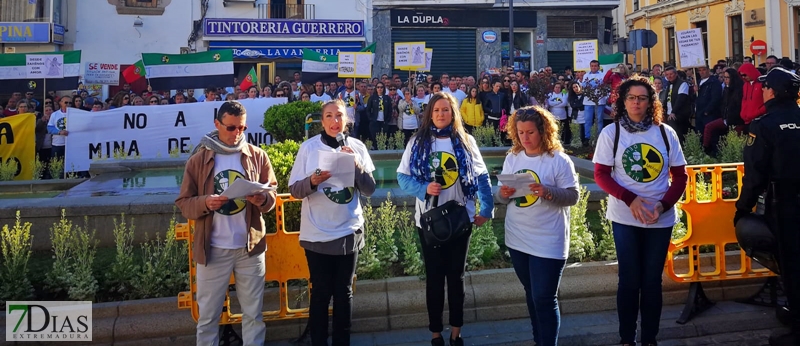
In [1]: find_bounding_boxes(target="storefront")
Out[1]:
[0,22,65,53]
[386,8,538,78]
[203,18,365,88]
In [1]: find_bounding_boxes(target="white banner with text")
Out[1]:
[65,98,285,171]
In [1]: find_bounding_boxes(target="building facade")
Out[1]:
[68,0,368,92]
[0,0,66,54]
[624,0,794,69]
[371,0,618,78]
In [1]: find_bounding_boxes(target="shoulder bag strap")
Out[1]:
[660,124,671,162]
[612,121,621,166]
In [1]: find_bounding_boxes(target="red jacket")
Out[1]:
[739,63,766,124]
[603,70,626,106]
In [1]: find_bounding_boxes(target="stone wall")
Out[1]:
[477,27,503,73]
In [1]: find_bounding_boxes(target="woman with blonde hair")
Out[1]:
[495,106,579,346]
[288,99,376,345]
[397,92,494,346]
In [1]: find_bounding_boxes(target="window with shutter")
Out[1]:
[547,17,598,38]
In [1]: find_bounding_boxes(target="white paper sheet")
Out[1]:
[220,179,276,199]
[497,173,538,199]
[318,150,356,188]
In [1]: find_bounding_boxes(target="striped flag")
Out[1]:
[0,51,81,94]
[301,49,339,84]
[599,52,625,73]
[142,50,234,90]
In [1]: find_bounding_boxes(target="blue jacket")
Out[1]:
[695,75,722,119]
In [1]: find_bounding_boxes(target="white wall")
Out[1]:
[71,0,197,65]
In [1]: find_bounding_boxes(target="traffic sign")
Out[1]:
[750,40,767,56]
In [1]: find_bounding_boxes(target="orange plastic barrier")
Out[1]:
[176,194,315,324]
[665,163,776,283]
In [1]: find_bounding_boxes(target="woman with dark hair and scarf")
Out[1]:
[592,76,688,346]
[396,92,494,346]
[703,67,745,155]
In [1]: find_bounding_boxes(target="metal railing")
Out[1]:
[257,3,315,20]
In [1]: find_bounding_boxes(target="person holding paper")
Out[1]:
[592,76,688,346]
[288,99,376,346]
[175,101,278,346]
[494,106,579,346]
[396,93,494,346]
[398,87,422,144]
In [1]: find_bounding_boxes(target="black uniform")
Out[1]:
[735,67,800,345]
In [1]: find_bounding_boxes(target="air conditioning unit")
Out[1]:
[4,47,15,54]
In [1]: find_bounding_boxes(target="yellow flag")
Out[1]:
[0,113,36,180]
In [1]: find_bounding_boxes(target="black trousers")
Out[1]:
[305,249,358,346]
[417,226,473,333]
[770,186,800,334]
[559,119,572,145]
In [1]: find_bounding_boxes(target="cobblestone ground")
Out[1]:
[264,301,783,346]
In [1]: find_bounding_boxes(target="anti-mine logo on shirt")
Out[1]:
[56,117,66,130]
[514,169,541,208]
[621,143,664,183]
[213,170,247,215]
[324,186,355,204]
[429,152,459,189]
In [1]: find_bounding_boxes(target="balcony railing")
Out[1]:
[257,3,315,20]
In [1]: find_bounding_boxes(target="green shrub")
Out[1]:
[392,131,406,150]
[358,198,383,279]
[49,156,64,180]
[105,214,139,299]
[0,211,34,305]
[594,197,617,261]
[568,185,594,262]
[569,122,583,148]
[263,101,322,142]
[134,215,188,299]
[261,140,302,233]
[0,158,18,181]
[683,131,715,165]
[67,217,98,301]
[467,218,500,271]
[473,124,502,147]
[376,132,389,150]
[397,202,424,276]
[672,206,688,241]
[717,128,746,164]
[31,155,44,180]
[47,210,74,296]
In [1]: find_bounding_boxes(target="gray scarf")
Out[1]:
[191,130,247,155]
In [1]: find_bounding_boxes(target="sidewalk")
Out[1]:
[264,301,782,346]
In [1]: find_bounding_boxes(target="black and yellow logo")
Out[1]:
[323,187,355,204]
[162,55,170,63]
[514,169,541,208]
[622,143,664,183]
[213,170,246,215]
[213,53,221,61]
[27,81,37,90]
[429,151,459,189]
[56,117,66,131]
[746,133,756,146]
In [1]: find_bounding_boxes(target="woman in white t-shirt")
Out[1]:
[592,76,688,346]
[495,106,579,346]
[396,92,494,346]
[397,87,422,145]
[411,84,431,113]
[288,99,376,346]
[545,83,570,145]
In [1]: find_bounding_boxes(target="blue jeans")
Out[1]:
[612,222,673,345]
[509,248,566,346]
[583,104,605,139]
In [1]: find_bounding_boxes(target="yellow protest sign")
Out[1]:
[0,113,36,180]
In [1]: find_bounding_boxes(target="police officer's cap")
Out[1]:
[757,67,800,96]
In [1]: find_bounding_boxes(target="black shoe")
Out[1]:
[769,328,799,346]
[449,336,464,346]
[777,306,793,327]
[431,336,445,346]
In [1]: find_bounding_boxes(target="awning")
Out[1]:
[209,41,364,59]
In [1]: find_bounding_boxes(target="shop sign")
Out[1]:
[482,31,498,43]
[204,19,364,38]
[744,8,765,27]
[0,22,51,43]
[391,9,537,28]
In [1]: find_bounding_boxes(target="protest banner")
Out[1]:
[676,28,706,68]
[394,42,426,70]
[400,48,433,72]
[573,40,598,72]
[84,62,121,85]
[337,52,373,78]
[0,113,36,181]
[64,98,285,172]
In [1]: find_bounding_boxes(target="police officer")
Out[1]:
[734,67,800,346]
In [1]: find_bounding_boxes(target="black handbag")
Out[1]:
[420,194,471,246]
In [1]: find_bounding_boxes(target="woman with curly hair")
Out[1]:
[495,105,579,346]
[592,76,688,346]
[109,91,130,109]
[396,92,494,346]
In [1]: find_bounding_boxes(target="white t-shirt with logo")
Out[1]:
[581,71,607,105]
[340,90,358,124]
[592,124,687,228]
[288,135,375,243]
[412,95,430,111]
[210,153,249,249]
[310,93,332,103]
[48,109,68,146]
[500,151,578,260]
[666,82,689,115]
[377,98,385,122]
[397,135,488,227]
